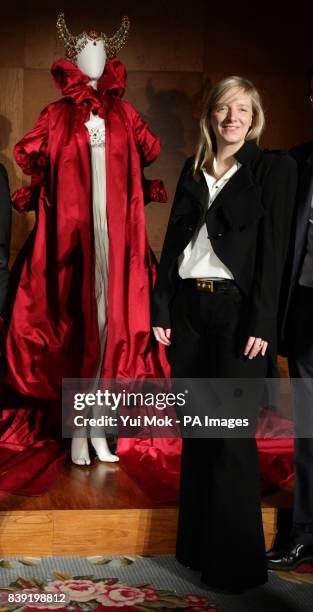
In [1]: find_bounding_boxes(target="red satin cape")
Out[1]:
[6,58,169,395]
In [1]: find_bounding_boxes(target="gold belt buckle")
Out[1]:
[196,279,214,292]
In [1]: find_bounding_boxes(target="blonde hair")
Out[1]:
[193,76,265,176]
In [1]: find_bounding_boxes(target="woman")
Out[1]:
[152,76,297,592]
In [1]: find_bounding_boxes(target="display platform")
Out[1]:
[0,460,179,556]
[0,459,290,557]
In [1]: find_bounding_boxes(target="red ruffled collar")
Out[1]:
[51,58,127,116]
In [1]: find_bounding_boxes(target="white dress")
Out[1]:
[85,113,109,378]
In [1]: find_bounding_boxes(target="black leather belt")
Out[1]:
[181,278,238,294]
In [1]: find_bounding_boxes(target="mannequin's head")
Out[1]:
[76,34,107,80]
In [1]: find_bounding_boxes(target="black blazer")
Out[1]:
[0,163,11,316]
[152,140,297,344]
[279,141,313,345]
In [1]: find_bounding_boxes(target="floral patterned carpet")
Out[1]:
[0,555,313,612]
[0,556,218,612]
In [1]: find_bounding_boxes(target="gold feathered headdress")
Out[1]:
[56,13,130,62]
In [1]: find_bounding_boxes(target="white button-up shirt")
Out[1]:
[178,160,241,279]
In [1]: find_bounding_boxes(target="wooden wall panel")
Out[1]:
[126,70,203,257]
[23,69,59,133]
[0,68,31,262]
[256,75,313,150]
[0,69,24,189]
[24,9,62,70]
[0,4,25,68]
[122,13,204,73]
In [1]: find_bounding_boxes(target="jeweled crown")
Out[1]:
[56,13,130,62]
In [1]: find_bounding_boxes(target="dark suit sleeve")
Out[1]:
[247,154,298,342]
[151,159,191,328]
[0,164,12,316]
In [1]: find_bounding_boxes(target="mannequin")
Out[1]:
[71,37,117,465]
[0,13,169,491]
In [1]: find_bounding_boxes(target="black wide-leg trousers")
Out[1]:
[167,281,268,591]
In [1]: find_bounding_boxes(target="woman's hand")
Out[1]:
[244,336,268,359]
[153,327,171,346]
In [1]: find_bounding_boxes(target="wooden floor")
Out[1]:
[0,461,154,511]
[0,460,288,556]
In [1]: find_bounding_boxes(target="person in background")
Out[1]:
[152,75,297,592]
[268,67,313,571]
